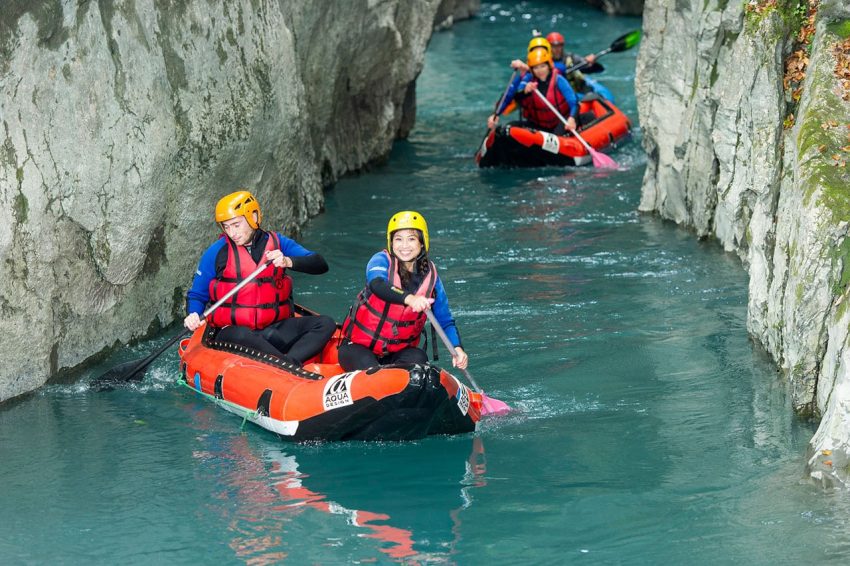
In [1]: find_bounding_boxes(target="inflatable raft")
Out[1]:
[582,76,614,103]
[476,94,632,168]
[178,320,481,441]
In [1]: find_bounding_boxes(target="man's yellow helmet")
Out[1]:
[387,211,429,252]
[215,190,262,229]
[527,36,551,54]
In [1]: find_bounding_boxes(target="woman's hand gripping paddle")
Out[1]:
[424,309,510,417]
[90,259,273,390]
[532,89,619,170]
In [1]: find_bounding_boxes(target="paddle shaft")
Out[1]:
[169,258,275,352]
[563,30,641,75]
[531,88,574,132]
[95,258,273,384]
[424,309,483,393]
[477,71,517,155]
[199,259,273,320]
[563,47,611,75]
[531,88,620,170]
[531,89,596,154]
[492,71,516,119]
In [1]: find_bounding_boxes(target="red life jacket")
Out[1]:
[207,232,293,330]
[518,68,570,131]
[342,250,438,356]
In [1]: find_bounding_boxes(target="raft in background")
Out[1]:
[178,323,481,441]
[476,95,632,168]
[582,76,614,103]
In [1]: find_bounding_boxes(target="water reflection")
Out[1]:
[191,432,487,564]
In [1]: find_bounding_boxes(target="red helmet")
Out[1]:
[546,32,565,46]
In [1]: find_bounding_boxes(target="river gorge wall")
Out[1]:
[636,0,850,485]
[0,0,479,403]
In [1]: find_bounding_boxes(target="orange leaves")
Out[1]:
[783,113,796,129]
[744,0,777,16]
[782,1,818,97]
[796,2,818,45]
[784,49,809,91]
[833,37,850,102]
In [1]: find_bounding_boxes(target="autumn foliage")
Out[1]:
[833,38,850,102]
[781,1,819,128]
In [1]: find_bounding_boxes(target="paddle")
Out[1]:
[563,29,642,75]
[424,309,510,416]
[532,89,619,169]
[477,71,517,155]
[90,259,273,390]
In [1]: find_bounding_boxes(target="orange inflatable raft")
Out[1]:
[475,94,632,168]
[178,322,481,441]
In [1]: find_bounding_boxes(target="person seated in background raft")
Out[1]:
[183,190,336,368]
[487,46,578,135]
[338,211,468,372]
[546,31,604,96]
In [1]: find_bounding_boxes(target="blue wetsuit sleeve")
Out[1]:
[557,75,579,119]
[555,61,567,75]
[432,277,462,348]
[276,232,328,274]
[496,72,532,115]
[365,252,390,284]
[186,240,226,316]
[276,232,313,257]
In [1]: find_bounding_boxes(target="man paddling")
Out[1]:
[546,31,605,96]
[183,190,335,367]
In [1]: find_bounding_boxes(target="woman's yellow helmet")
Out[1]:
[215,190,262,229]
[527,46,552,68]
[387,211,429,252]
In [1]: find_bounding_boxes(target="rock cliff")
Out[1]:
[0,0,479,402]
[636,0,850,485]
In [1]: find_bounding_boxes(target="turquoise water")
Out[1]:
[3,2,850,564]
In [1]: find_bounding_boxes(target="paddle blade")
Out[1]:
[590,149,619,170]
[90,358,148,390]
[611,30,642,53]
[481,394,511,416]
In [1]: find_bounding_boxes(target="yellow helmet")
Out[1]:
[527,47,552,68]
[215,190,262,229]
[527,37,551,54]
[387,211,429,252]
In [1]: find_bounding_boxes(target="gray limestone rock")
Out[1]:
[637,0,850,484]
[0,0,478,402]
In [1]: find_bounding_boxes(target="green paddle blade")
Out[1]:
[611,30,642,53]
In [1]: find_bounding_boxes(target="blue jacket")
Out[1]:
[365,252,462,348]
